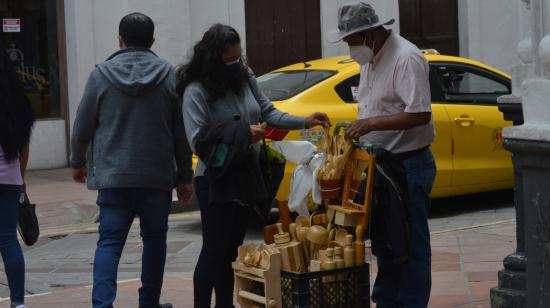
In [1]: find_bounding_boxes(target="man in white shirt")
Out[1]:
[328,3,436,307]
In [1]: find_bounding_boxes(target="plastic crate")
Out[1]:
[281,264,370,308]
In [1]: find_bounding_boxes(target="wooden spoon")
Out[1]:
[289,223,298,242]
[318,136,327,153]
[298,227,310,262]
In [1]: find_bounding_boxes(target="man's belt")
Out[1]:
[394,146,430,161]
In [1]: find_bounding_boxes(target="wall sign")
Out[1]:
[3,18,21,32]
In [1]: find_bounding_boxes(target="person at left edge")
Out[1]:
[0,34,35,308]
[70,13,194,308]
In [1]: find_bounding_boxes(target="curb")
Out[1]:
[38,211,202,239]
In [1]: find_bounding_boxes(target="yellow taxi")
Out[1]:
[256,51,514,200]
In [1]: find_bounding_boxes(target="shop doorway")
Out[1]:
[1,0,67,120]
[398,0,459,56]
[244,0,322,76]
[1,0,69,169]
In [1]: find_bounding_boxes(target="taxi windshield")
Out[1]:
[257,70,336,101]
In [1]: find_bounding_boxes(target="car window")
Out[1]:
[257,70,336,101]
[335,74,360,103]
[431,64,510,105]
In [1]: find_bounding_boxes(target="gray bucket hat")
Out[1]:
[326,2,395,43]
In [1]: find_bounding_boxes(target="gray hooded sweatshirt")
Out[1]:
[70,48,193,191]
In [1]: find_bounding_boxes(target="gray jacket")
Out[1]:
[182,71,306,178]
[70,48,193,191]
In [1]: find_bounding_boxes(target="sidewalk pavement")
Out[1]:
[1,220,514,307]
[0,168,515,307]
[25,168,190,237]
[25,168,98,232]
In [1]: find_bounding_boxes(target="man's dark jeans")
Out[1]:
[92,188,172,308]
[372,148,436,308]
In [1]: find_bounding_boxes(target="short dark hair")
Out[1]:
[119,13,154,48]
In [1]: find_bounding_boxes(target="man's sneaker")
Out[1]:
[158,304,173,308]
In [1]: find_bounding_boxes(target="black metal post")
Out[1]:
[490,97,526,307]
[502,139,550,307]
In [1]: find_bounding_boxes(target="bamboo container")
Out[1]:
[334,246,345,280]
[344,234,355,268]
[322,248,336,283]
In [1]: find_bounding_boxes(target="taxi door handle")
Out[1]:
[454,116,475,127]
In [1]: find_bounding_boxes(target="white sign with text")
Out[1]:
[3,19,21,33]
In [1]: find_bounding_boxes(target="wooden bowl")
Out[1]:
[307,225,329,246]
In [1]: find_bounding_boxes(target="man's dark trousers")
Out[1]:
[92,188,172,308]
[372,148,436,308]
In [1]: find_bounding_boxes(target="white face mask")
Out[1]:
[350,45,374,65]
[349,35,375,65]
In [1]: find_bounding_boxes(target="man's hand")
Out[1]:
[250,124,265,144]
[345,119,371,140]
[72,166,87,183]
[176,184,194,207]
[306,112,331,129]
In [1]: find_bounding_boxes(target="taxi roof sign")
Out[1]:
[421,49,441,55]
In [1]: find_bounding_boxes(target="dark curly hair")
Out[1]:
[0,36,34,161]
[176,24,250,102]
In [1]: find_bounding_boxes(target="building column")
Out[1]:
[492,0,550,306]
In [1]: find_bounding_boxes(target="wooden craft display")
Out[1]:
[233,244,282,308]
[274,223,306,273]
[327,148,375,228]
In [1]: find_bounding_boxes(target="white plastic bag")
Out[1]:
[271,141,324,216]
[270,141,316,165]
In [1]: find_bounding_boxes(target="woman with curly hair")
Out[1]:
[178,24,330,307]
[0,36,35,308]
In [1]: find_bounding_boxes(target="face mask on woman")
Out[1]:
[350,35,375,65]
[226,58,241,67]
[223,58,243,78]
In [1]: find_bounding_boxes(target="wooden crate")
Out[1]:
[233,244,282,308]
[327,148,375,228]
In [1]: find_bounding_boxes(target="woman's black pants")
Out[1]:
[193,176,249,308]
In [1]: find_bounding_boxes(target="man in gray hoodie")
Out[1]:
[70,13,192,308]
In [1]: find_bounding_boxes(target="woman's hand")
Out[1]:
[250,124,265,144]
[306,112,331,129]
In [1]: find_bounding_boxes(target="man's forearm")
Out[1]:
[175,135,194,184]
[70,138,90,168]
[367,112,431,131]
[345,112,432,140]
